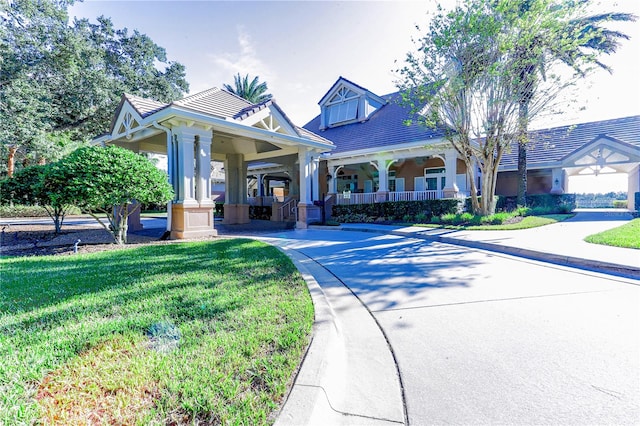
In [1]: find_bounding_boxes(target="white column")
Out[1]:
[225,154,241,204]
[256,173,264,197]
[298,149,312,204]
[628,164,639,210]
[196,133,213,207]
[329,164,342,194]
[443,149,459,195]
[312,155,320,201]
[174,127,198,206]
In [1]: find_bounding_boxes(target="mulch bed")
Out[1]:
[0,222,167,257]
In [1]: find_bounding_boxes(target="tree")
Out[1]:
[223,73,272,103]
[59,146,173,244]
[0,0,189,175]
[0,164,75,233]
[396,0,573,215]
[510,1,637,206]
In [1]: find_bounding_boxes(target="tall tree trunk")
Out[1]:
[516,100,529,207]
[7,145,17,178]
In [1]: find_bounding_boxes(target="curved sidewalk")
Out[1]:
[336,209,639,280]
[273,209,637,425]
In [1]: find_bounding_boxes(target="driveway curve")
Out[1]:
[268,229,640,425]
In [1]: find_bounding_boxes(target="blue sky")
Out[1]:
[69,0,640,129]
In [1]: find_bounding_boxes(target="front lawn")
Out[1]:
[0,239,313,425]
[584,218,640,249]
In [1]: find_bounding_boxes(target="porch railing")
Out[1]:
[388,190,443,202]
[335,192,377,205]
[279,197,298,222]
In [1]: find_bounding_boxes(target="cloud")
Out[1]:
[208,26,276,86]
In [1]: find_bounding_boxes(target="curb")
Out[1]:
[270,242,405,426]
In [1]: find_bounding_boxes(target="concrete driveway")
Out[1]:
[267,229,640,425]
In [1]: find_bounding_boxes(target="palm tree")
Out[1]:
[223,73,272,104]
[511,1,636,206]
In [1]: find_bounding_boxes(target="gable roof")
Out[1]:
[499,115,640,170]
[318,76,374,106]
[173,87,253,118]
[303,91,447,155]
[124,93,168,117]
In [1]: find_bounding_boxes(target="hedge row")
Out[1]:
[473,193,577,212]
[332,199,460,221]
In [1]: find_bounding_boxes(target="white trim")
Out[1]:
[99,104,334,152]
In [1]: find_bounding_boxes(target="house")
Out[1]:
[94,88,334,238]
[96,78,640,240]
[302,77,640,209]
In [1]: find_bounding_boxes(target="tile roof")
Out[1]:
[303,92,448,155]
[173,87,253,118]
[123,93,168,117]
[304,85,639,168]
[500,115,640,170]
[116,89,330,146]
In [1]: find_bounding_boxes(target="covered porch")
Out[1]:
[95,90,333,238]
[321,145,475,206]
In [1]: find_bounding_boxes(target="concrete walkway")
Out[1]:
[270,209,639,425]
[334,209,639,280]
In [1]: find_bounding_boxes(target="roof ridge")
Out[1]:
[174,87,223,106]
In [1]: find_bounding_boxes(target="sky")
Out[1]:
[68,0,640,193]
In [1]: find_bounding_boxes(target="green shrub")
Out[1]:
[486,212,510,224]
[332,199,460,222]
[430,215,441,224]
[415,212,428,223]
[494,193,576,213]
[402,214,413,223]
[249,205,272,220]
[612,200,627,209]
[0,204,81,218]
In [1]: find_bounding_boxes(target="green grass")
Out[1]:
[415,214,573,230]
[0,239,313,425]
[584,218,640,249]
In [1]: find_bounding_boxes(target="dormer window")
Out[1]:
[318,77,387,130]
[327,87,359,125]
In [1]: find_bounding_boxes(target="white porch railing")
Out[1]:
[388,190,443,202]
[335,190,471,205]
[335,192,377,205]
[279,197,298,222]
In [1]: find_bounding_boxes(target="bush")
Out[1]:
[415,212,428,223]
[333,212,375,223]
[0,204,49,218]
[249,205,272,220]
[612,200,627,209]
[494,193,576,213]
[332,199,460,222]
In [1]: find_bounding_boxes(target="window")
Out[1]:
[425,167,446,191]
[327,87,359,125]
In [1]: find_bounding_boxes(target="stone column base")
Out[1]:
[170,203,216,239]
[296,203,321,229]
[271,202,283,222]
[223,204,250,225]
